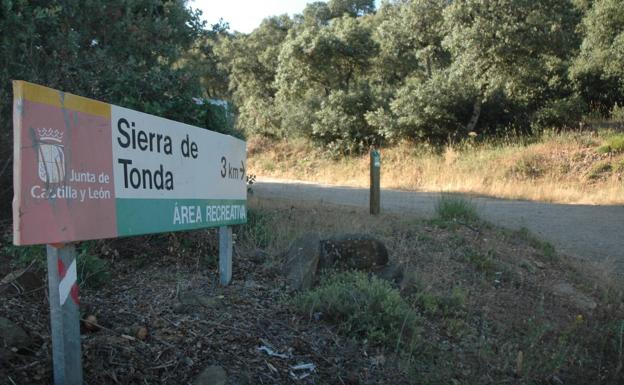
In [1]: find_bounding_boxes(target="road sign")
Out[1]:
[13,81,247,246]
[13,81,247,384]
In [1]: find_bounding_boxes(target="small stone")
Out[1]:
[193,365,227,385]
[552,282,597,312]
[84,315,99,332]
[0,317,31,350]
[136,326,148,340]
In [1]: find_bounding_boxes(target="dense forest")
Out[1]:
[216,0,624,153]
[1,0,623,212]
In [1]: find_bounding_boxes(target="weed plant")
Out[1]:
[293,271,421,351]
[435,194,479,223]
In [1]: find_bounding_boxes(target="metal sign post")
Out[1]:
[370,149,381,215]
[219,226,233,285]
[46,244,83,385]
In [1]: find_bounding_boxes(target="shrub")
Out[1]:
[369,72,475,143]
[293,271,420,350]
[588,161,613,180]
[312,84,380,155]
[515,227,557,261]
[610,103,624,122]
[435,194,479,223]
[597,134,624,154]
[3,237,110,288]
[508,153,546,180]
[238,209,274,249]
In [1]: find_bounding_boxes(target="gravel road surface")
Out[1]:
[254,178,624,272]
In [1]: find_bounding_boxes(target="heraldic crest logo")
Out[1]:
[36,128,65,184]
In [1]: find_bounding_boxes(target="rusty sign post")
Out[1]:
[370,149,381,215]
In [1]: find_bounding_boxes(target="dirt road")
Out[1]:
[254,177,624,272]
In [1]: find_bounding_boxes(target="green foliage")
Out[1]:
[508,153,546,180]
[312,84,378,154]
[273,15,380,152]
[216,15,293,137]
[293,271,420,350]
[515,227,557,260]
[3,241,46,270]
[571,0,624,113]
[414,287,466,318]
[532,96,586,131]
[239,209,274,249]
[588,161,613,180]
[0,0,226,219]
[327,0,375,18]
[368,71,475,142]
[76,243,110,288]
[597,133,624,154]
[3,238,109,288]
[434,194,479,223]
[610,103,624,122]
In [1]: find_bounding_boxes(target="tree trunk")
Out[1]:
[465,96,482,133]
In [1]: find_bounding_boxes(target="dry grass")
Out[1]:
[241,197,624,385]
[248,130,624,204]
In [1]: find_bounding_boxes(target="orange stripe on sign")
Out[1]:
[13,80,111,119]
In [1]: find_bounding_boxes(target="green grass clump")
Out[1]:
[435,194,479,223]
[293,271,420,350]
[588,161,613,179]
[2,237,110,288]
[509,153,546,179]
[239,208,274,249]
[597,134,624,154]
[515,227,557,261]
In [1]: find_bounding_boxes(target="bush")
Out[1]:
[368,72,475,144]
[435,194,479,222]
[597,133,624,154]
[508,153,546,180]
[238,209,274,249]
[3,237,110,288]
[610,103,624,122]
[293,271,420,350]
[531,96,585,131]
[312,84,380,155]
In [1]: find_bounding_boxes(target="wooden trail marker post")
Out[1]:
[12,81,247,383]
[370,149,381,215]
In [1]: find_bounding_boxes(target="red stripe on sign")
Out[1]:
[70,285,80,305]
[57,259,80,305]
[58,259,66,279]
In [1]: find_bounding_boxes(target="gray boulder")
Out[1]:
[283,233,322,291]
[320,234,389,270]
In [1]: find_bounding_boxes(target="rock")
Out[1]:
[374,263,404,285]
[552,282,597,312]
[175,291,223,314]
[1,269,44,294]
[135,326,148,340]
[83,315,99,332]
[250,249,268,264]
[283,233,322,291]
[320,234,389,270]
[193,365,227,385]
[0,317,31,350]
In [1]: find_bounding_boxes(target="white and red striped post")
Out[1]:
[46,243,83,385]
